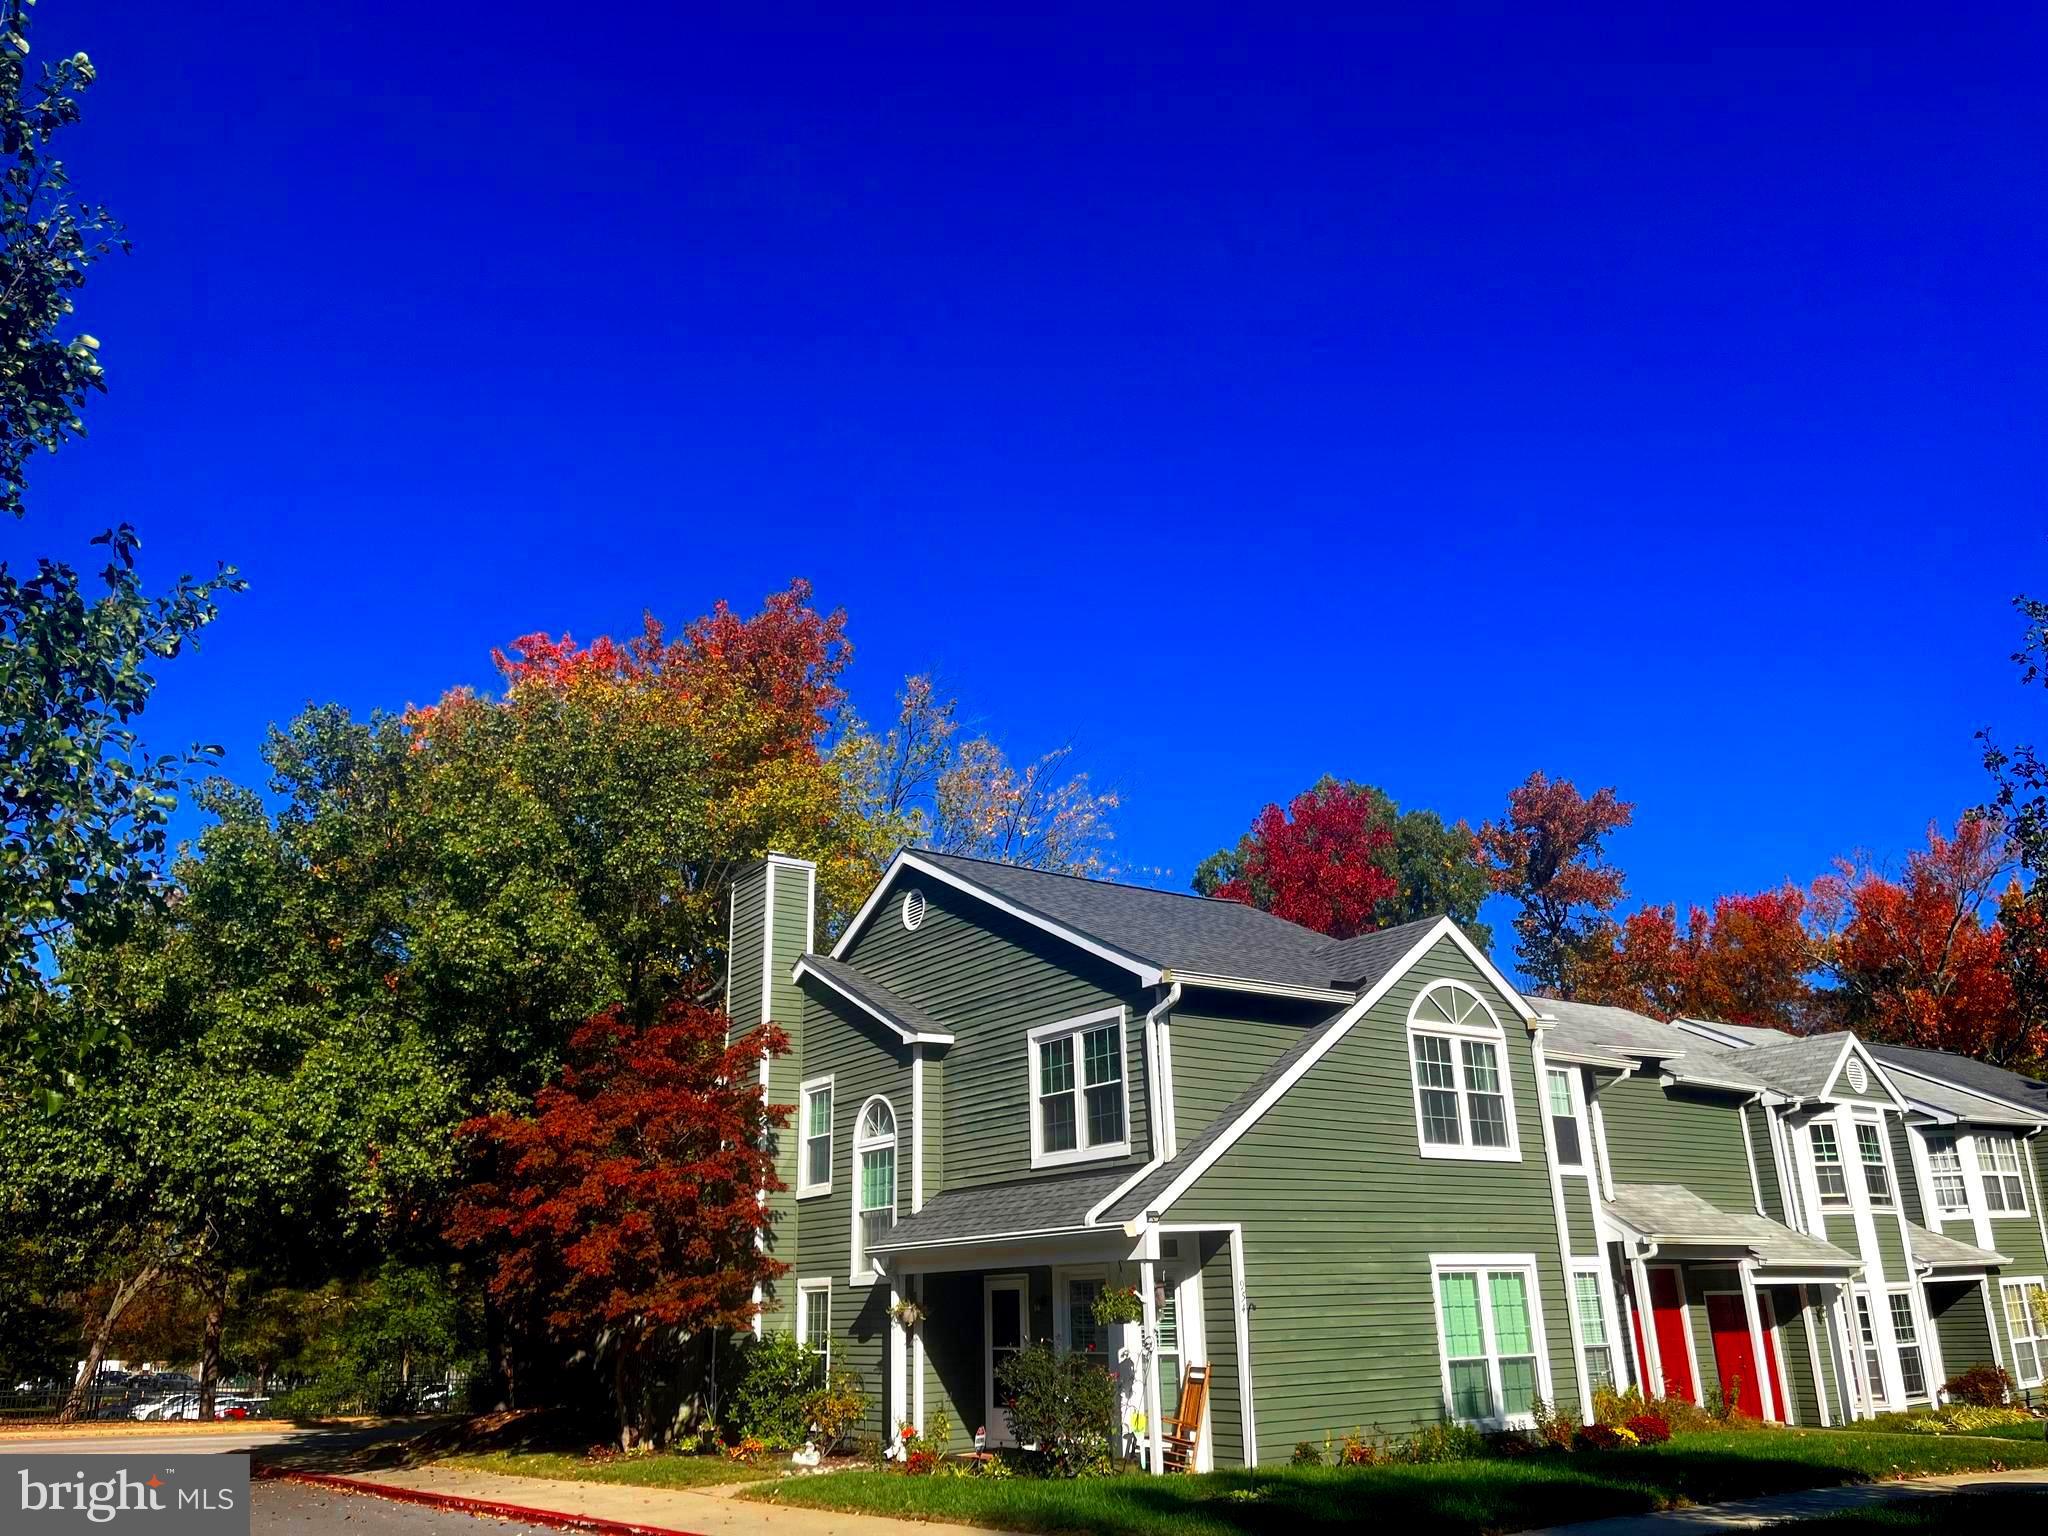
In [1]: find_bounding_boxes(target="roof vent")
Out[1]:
[902,889,927,932]
[1845,1057,1868,1093]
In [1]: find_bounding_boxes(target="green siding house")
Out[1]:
[726,850,2048,1468]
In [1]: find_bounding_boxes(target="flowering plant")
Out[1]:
[1091,1286,1143,1326]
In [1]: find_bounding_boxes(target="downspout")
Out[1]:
[1145,981,1183,1160]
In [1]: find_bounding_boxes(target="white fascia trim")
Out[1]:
[791,957,956,1046]
[1546,1047,1639,1070]
[1165,971,1353,1003]
[867,1222,1098,1257]
[1138,917,1490,1220]
[829,851,1164,985]
[1822,1039,1912,1113]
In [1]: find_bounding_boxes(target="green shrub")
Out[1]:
[802,1366,869,1455]
[727,1330,824,1450]
[1290,1440,1323,1466]
[1395,1421,1487,1463]
[993,1342,1117,1477]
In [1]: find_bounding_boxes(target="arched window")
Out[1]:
[852,1096,897,1279]
[1407,980,1519,1161]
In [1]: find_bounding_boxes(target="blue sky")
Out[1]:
[13,1,2046,945]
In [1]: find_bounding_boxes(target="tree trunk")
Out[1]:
[196,1278,225,1421]
[59,1264,160,1423]
[612,1337,639,1452]
[254,1363,271,1398]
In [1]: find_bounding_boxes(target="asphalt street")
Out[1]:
[253,1480,566,1534]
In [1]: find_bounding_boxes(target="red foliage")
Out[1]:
[446,1002,790,1352]
[1473,773,1634,992]
[1210,782,1400,939]
[1812,818,2032,1066]
[1625,1412,1671,1445]
[1572,1423,1623,1452]
[1576,886,1812,1028]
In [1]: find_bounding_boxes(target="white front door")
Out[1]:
[984,1275,1028,1445]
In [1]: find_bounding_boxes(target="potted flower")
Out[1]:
[1092,1285,1143,1327]
[889,1297,927,1329]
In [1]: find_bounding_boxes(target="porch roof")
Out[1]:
[1891,1069,2044,1129]
[1904,1220,2009,1271]
[1605,1182,1861,1272]
[793,954,957,1045]
[866,1167,1134,1254]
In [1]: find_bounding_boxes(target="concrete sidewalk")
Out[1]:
[1521,1465,2048,1535]
[265,1461,1014,1536]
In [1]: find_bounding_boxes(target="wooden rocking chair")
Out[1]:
[1161,1363,1209,1473]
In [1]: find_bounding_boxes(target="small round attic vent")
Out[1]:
[1845,1057,1868,1093]
[902,889,927,931]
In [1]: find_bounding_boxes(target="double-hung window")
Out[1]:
[1925,1133,1969,1216]
[1853,1291,1885,1401]
[1029,1008,1130,1168]
[1573,1270,1615,1394]
[1811,1123,1849,1206]
[1979,1135,2029,1214]
[797,1076,833,1197]
[851,1097,896,1279]
[1888,1291,1926,1399]
[1432,1256,1546,1426]
[796,1279,832,1369]
[1409,981,1519,1160]
[1547,1068,1584,1167]
[1856,1121,1893,1206]
[2002,1280,2048,1387]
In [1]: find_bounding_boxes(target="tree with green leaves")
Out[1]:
[0,0,240,1081]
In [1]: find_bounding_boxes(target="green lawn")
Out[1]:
[737,1430,2048,1536]
[434,1449,770,1488]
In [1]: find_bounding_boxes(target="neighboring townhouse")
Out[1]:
[723,849,2047,1470]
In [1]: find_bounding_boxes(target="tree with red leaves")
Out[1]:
[446,1003,790,1447]
[1811,818,2039,1071]
[1200,780,1401,940]
[1575,886,1814,1028]
[1473,772,1634,997]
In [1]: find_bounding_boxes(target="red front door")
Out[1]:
[1705,1293,1764,1419]
[1649,1269,1695,1402]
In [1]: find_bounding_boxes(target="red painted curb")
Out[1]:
[256,1466,712,1536]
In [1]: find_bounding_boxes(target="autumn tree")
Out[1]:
[1473,772,1634,996]
[1573,886,1814,1028]
[1982,592,2048,1063]
[447,1004,787,1448]
[1810,817,2039,1071]
[1195,778,1489,942]
[837,674,1120,875]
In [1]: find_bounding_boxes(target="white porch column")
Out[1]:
[1630,1253,1664,1399]
[911,1274,927,1436]
[1738,1264,1774,1421]
[887,1278,905,1438]
[1139,1252,1164,1474]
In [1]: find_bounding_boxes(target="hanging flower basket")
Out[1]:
[1092,1285,1143,1327]
[890,1298,927,1329]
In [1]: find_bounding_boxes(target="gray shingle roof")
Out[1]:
[796,954,955,1042]
[1904,1221,2009,1271]
[1605,1183,1861,1271]
[1676,1018,1797,1047]
[866,1167,1135,1252]
[914,852,1446,991]
[1888,1068,2046,1129]
[1717,1035,1854,1100]
[1538,1000,1773,1093]
[1102,1015,1333,1223]
[1867,1044,2048,1118]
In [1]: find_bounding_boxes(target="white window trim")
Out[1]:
[2000,1277,2047,1388]
[1976,1133,2032,1218]
[797,1074,835,1199]
[796,1277,832,1369]
[851,1094,898,1284]
[1408,980,1522,1163]
[1027,1006,1133,1170]
[1570,1258,1620,1395]
[1886,1285,1930,1402]
[1809,1121,1851,1210]
[1923,1131,1972,1220]
[1852,1113,1896,1210]
[1428,1252,1553,1428]
[1547,1065,1589,1170]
